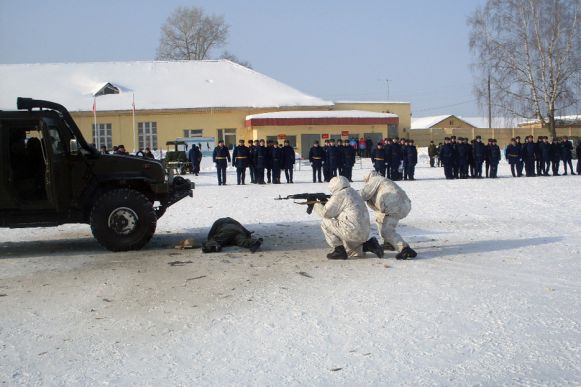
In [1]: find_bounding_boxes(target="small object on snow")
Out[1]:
[185,276,207,282]
[168,260,193,266]
[0,294,7,297]
[330,367,343,372]
[383,264,390,268]
[298,271,313,278]
[174,239,197,249]
[38,352,48,356]
[102,298,112,303]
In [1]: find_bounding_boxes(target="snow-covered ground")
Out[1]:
[1,159,580,385]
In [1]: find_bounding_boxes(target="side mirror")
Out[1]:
[70,139,80,155]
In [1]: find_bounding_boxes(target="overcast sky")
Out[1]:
[0,0,486,117]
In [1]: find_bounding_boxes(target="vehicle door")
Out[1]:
[41,115,72,209]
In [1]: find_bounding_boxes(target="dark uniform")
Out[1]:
[428,142,437,167]
[232,142,250,185]
[473,137,486,178]
[404,141,418,180]
[326,143,341,178]
[550,139,561,175]
[265,142,274,183]
[522,138,537,177]
[188,145,202,176]
[505,141,522,177]
[253,142,267,184]
[202,217,262,253]
[247,140,256,183]
[282,142,295,183]
[323,141,331,182]
[577,141,581,175]
[270,144,283,184]
[341,143,356,182]
[457,139,470,179]
[561,138,575,175]
[390,141,403,181]
[371,145,386,176]
[439,139,456,179]
[515,137,524,176]
[212,143,231,185]
[309,143,324,183]
[534,137,543,175]
[489,140,501,178]
[539,139,551,176]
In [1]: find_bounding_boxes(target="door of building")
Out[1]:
[364,132,384,148]
[300,134,321,159]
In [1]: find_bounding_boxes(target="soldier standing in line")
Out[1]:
[270,143,283,184]
[282,140,295,183]
[515,136,524,176]
[489,139,501,178]
[323,140,331,182]
[456,137,470,179]
[247,139,256,183]
[309,140,324,183]
[535,135,544,176]
[467,139,475,177]
[522,135,537,177]
[265,140,274,183]
[550,137,561,175]
[371,142,386,176]
[539,136,552,176]
[472,136,486,178]
[232,139,250,185]
[326,138,340,178]
[505,138,521,177]
[404,139,418,180]
[450,136,459,179]
[341,139,356,182]
[439,137,455,179]
[428,140,437,168]
[383,138,393,179]
[576,139,581,175]
[484,138,492,178]
[212,140,231,185]
[561,136,576,175]
[436,142,443,167]
[390,138,403,181]
[254,139,267,184]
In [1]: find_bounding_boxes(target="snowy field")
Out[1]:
[1,158,580,385]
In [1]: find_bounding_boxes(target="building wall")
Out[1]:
[333,102,411,132]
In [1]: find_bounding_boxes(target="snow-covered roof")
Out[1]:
[0,60,333,112]
[519,115,581,126]
[462,116,527,128]
[246,110,398,120]
[334,100,410,105]
[410,115,453,129]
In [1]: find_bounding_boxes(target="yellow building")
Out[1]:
[0,60,411,156]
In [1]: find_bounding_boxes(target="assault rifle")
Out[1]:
[275,193,331,214]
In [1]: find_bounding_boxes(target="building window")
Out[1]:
[138,121,157,150]
[217,128,236,149]
[183,129,203,138]
[92,123,112,150]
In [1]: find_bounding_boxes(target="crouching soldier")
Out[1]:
[360,171,417,259]
[202,217,262,253]
[314,176,383,259]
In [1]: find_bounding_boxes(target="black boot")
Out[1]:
[327,245,347,260]
[363,237,384,258]
[249,238,263,253]
[396,246,417,260]
[383,241,396,251]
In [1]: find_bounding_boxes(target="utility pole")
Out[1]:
[487,73,492,129]
[384,79,391,100]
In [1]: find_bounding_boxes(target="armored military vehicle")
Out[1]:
[0,98,194,251]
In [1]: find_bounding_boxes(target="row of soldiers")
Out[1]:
[212,139,297,185]
[436,136,501,179]
[369,138,418,181]
[308,139,357,183]
[505,136,578,177]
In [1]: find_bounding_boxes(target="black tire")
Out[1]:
[90,188,157,251]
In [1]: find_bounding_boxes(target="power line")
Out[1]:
[413,98,478,113]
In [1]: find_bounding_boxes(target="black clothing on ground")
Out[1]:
[202,217,262,253]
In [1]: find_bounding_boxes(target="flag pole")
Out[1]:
[132,93,136,153]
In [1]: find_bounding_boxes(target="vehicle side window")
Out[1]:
[43,119,65,155]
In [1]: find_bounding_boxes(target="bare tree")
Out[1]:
[156,6,229,61]
[219,50,253,69]
[468,0,580,137]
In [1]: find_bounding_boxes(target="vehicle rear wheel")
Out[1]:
[90,188,157,251]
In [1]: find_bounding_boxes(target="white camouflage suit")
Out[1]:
[360,171,411,252]
[314,176,370,257]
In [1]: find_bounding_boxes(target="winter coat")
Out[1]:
[270,146,283,169]
[232,145,250,168]
[539,142,551,162]
[439,143,455,165]
[342,145,356,167]
[326,146,342,169]
[253,145,268,169]
[457,143,470,164]
[212,146,231,167]
[309,146,325,167]
[314,176,370,252]
[404,145,418,164]
[489,144,501,164]
[390,143,403,164]
[522,142,536,161]
[371,148,386,170]
[428,144,437,157]
[265,145,274,168]
[560,141,573,161]
[473,141,486,162]
[282,145,295,169]
[550,142,562,162]
[505,144,521,164]
[360,174,412,220]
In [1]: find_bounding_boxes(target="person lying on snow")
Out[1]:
[360,171,417,260]
[313,176,383,260]
[202,217,262,253]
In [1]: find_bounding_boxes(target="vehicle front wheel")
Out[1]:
[90,188,157,251]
